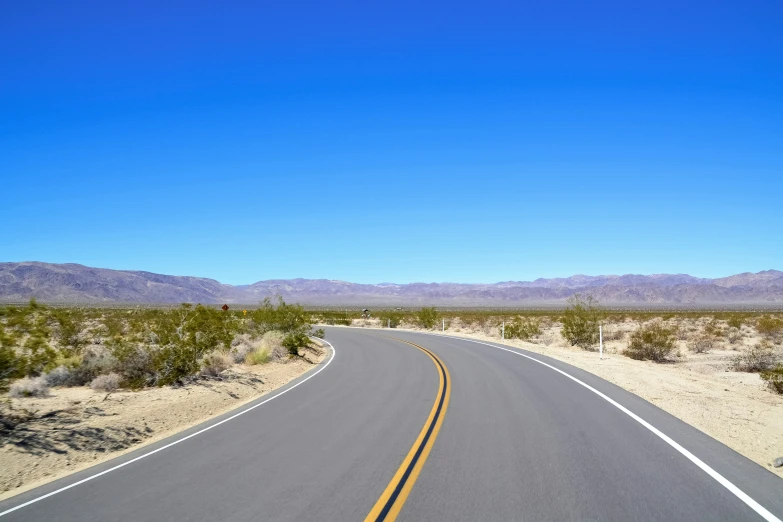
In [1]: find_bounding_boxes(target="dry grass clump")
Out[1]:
[9,376,50,398]
[245,348,271,365]
[200,351,234,377]
[90,372,122,392]
[260,331,287,360]
[625,321,678,362]
[731,341,776,373]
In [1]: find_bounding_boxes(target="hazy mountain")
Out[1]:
[1,262,782,306]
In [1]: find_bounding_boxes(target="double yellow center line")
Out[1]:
[364,339,451,522]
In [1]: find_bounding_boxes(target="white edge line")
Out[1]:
[408,330,781,522]
[0,338,336,518]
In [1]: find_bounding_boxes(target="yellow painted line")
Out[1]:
[364,338,451,522]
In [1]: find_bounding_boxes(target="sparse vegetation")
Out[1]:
[731,341,775,373]
[760,365,783,394]
[625,322,677,362]
[1,297,313,393]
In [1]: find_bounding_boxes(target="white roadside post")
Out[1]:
[442,318,445,331]
[502,321,505,340]
[599,325,603,360]
[388,318,390,328]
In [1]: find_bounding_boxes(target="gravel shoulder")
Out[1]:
[0,347,326,500]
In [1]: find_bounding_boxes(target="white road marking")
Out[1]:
[0,339,337,518]
[413,330,782,522]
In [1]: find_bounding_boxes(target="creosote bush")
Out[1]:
[625,322,677,362]
[417,307,439,329]
[561,294,602,350]
[282,332,311,357]
[504,317,541,340]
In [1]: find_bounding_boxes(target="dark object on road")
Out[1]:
[221,304,229,311]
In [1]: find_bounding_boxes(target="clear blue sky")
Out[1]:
[1,1,781,284]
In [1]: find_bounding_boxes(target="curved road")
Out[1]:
[1,327,781,521]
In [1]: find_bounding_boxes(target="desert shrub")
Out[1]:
[625,322,677,362]
[731,341,775,372]
[0,334,21,393]
[250,297,311,335]
[90,373,122,392]
[504,317,541,340]
[727,327,742,345]
[51,308,86,357]
[756,316,783,339]
[44,366,72,387]
[726,316,744,330]
[282,332,310,357]
[688,334,714,354]
[378,312,404,328]
[109,339,154,388]
[229,334,256,363]
[312,328,326,338]
[260,331,287,359]
[200,351,234,377]
[760,365,783,394]
[561,295,602,350]
[9,376,50,398]
[245,348,271,365]
[417,307,439,329]
[67,346,119,386]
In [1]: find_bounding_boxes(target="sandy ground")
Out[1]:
[0,346,326,500]
[348,318,783,477]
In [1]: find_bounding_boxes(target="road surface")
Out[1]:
[1,327,781,521]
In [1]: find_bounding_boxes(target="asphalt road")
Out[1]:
[1,328,781,521]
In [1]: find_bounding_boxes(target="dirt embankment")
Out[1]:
[348,319,783,477]
[0,346,326,500]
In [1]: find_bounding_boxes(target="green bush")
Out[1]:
[760,365,783,394]
[625,322,677,362]
[417,307,439,329]
[311,328,326,339]
[504,317,541,340]
[282,332,310,357]
[561,295,602,350]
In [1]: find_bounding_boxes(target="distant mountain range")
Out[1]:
[1,262,783,307]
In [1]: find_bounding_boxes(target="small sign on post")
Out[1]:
[243,309,247,316]
[221,304,229,311]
